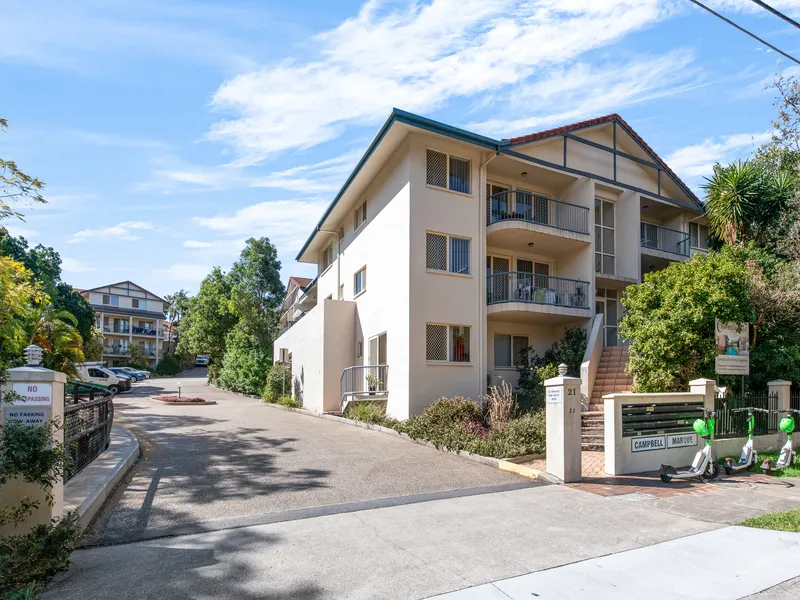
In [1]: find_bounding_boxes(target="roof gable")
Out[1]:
[83,280,167,303]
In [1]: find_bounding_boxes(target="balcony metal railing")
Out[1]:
[487,190,590,235]
[104,346,129,356]
[132,326,159,336]
[340,364,389,412]
[103,325,130,334]
[487,272,590,309]
[641,223,690,257]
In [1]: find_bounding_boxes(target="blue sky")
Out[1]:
[2,0,800,297]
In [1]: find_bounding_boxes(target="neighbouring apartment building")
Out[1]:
[274,110,708,421]
[80,281,168,367]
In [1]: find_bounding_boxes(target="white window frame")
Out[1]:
[425,323,472,365]
[102,294,119,306]
[493,334,530,369]
[426,231,472,276]
[689,222,709,250]
[356,340,363,359]
[354,266,367,297]
[595,199,616,275]
[354,201,367,231]
[426,148,472,195]
[321,242,335,274]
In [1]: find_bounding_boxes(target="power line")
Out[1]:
[750,0,800,31]
[688,0,800,66]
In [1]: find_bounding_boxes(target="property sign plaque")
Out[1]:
[715,320,749,375]
[11,383,52,405]
[667,433,698,449]
[5,406,51,427]
[546,387,563,404]
[631,435,666,453]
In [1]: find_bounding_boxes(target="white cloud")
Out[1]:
[67,220,156,244]
[182,238,247,256]
[469,50,703,136]
[2,225,40,238]
[194,199,328,252]
[249,150,363,193]
[665,131,773,179]
[206,0,678,166]
[69,130,168,150]
[60,257,95,273]
[152,262,215,285]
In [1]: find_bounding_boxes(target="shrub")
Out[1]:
[277,395,302,408]
[218,345,271,395]
[516,363,559,413]
[154,354,182,377]
[403,397,484,453]
[262,363,291,403]
[543,327,587,377]
[0,513,81,595]
[344,401,386,423]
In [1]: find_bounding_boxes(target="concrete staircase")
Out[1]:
[581,346,632,451]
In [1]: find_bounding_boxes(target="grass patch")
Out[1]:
[719,452,800,478]
[740,508,800,532]
[277,395,302,408]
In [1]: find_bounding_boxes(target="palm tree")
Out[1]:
[25,305,85,377]
[703,160,795,246]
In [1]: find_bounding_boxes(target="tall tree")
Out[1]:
[24,305,85,377]
[0,118,46,221]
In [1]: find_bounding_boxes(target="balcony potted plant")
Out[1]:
[365,373,383,394]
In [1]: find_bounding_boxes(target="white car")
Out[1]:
[75,363,128,395]
[195,355,209,367]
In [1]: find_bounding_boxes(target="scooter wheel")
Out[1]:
[660,465,677,483]
[702,461,720,480]
[723,458,733,476]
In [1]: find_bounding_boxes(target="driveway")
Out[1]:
[88,369,531,544]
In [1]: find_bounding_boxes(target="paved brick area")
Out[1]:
[524,451,606,478]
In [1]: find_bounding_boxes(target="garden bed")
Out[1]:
[152,396,216,405]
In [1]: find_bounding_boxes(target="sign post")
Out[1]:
[0,363,66,535]
[544,364,582,483]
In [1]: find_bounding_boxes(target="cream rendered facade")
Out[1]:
[274,110,706,419]
[80,281,167,367]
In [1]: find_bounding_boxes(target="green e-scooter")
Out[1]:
[761,409,799,473]
[660,410,719,483]
[724,407,769,475]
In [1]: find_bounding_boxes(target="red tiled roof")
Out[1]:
[507,114,702,209]
[289,276,313,288]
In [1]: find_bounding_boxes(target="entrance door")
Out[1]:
[596,288,621,346]
[369,332,387,365]
[487,255,511,303]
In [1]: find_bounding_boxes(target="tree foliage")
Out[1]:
[621,248,752,392]
[0,118,46,222]
[0,257,40,366]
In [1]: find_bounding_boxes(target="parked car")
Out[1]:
[195,354,209,367]
[109,367,142,382]
[120,366,151,379]
[74,362,129,395]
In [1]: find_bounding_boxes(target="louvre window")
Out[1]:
[426,324,471,363]
[427,149,471,194]
[426,232,470,275]
[595,199,615,275]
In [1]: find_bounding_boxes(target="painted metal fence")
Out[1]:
[339,364,389,412]
[487,190,590,235]
[64,393,114,481]
[487,272,590,309]
[714,391,778,439]
[640,223,690,257]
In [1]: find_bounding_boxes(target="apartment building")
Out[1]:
[274,110,708,420]
[80,281,167,367]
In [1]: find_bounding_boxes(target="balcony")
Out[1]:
[487,272,590,324]
[103,325,130,334]
[488,191,590,235]
[640,223,690,258]
[103,346,129,356]
[340,364,388,413]
[132,326,159,336]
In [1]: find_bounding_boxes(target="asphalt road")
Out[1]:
[87,368,530,544]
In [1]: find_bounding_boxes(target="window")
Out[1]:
[494,334,530,368]
[426,149,471,194]
[321,242,335,272]
[426,324,471,363]
[689,222,709,250]
[354,267,366,296]
[356,340,363,359]
[102,294,119,306]
[354,201,367,230]
[595,199,615,275]
[131,298,147,309]
[426,232,471,274]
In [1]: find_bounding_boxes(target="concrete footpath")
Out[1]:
[430,527,800,600]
